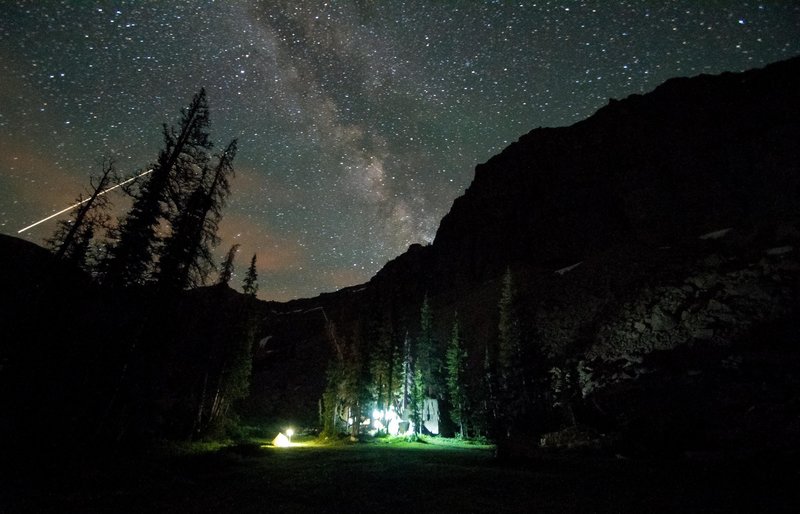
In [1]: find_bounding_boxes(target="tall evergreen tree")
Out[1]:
[157,139,237,289]
[416,294,440,397]
[341,342,370,439]
[369,322,402,419]
[187,287,256,438]
[400,331,413,414]
[321,360,343,437]
[410,367,425,434]
[320,319,345,437]
[470,342,495,438]
[446,314,468,437]
[321,329,371,438]
[103,88,212,287]
[497,268,528,423]
[242,253,258,296]
[46,159,116,270]
[217,243,240,286]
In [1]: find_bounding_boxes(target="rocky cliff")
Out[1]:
[252,56,800,452]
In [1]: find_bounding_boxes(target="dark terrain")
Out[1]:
[4,441,798,513]
[250,56,800,456]
[2,57,800,512]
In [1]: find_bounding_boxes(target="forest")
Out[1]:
[2,89,263,449]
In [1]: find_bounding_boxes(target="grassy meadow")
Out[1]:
[3,436,796,513]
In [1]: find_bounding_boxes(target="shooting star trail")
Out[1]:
[17,169,153,234]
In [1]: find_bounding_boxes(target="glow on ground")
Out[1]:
[263,429,316,448]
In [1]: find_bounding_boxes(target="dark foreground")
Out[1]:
[3,441,798,513]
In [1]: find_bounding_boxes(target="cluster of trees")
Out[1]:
[38,90,263,443]
[46,88,259,296]
[321,269,531,442]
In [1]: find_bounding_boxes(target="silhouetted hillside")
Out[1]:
[0,234,263,451]
[252,56,800,454]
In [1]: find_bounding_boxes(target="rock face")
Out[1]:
[431,57,800,283]
[252,57,800,453]
[590,250,796,362]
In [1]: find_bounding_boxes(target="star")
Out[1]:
[0,1,798,301]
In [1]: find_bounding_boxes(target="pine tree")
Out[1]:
[446,314,468,437]
[322,329,371,438]
[369,323,402,419]
[416,294,440,398]
[472,342,495,438]
[400,331,413,414]
[410,367,425,434]
[341,344,369,439]
[103,88,212,287]
[497,268,527,423]
[187,286,256,438]
[157,139,237,289]
[217,243,240,286]
[242,254,258,296]
[46,159,116,270]
[321,361,343,437]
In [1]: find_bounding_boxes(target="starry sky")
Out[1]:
[1,1,798,301]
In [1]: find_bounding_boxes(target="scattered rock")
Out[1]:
[766,246,793,256]
[539,426,606,450]
[699,228,733,240]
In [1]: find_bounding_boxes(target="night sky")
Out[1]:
[1,1,798,301]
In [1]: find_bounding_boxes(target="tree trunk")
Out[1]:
[193,371,210,438]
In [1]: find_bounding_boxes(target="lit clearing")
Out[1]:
[270,428,296,448]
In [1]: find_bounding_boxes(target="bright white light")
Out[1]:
[372,409,383,420]
[273,432,291,447]
[388,417,400,436]
[285,428,294,438]
[17,169,153,233]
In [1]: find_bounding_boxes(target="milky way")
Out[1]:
[1,1,798,301]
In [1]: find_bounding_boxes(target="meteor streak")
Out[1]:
[17,169,153,234]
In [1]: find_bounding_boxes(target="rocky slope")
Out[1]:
[252,56,800,452]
